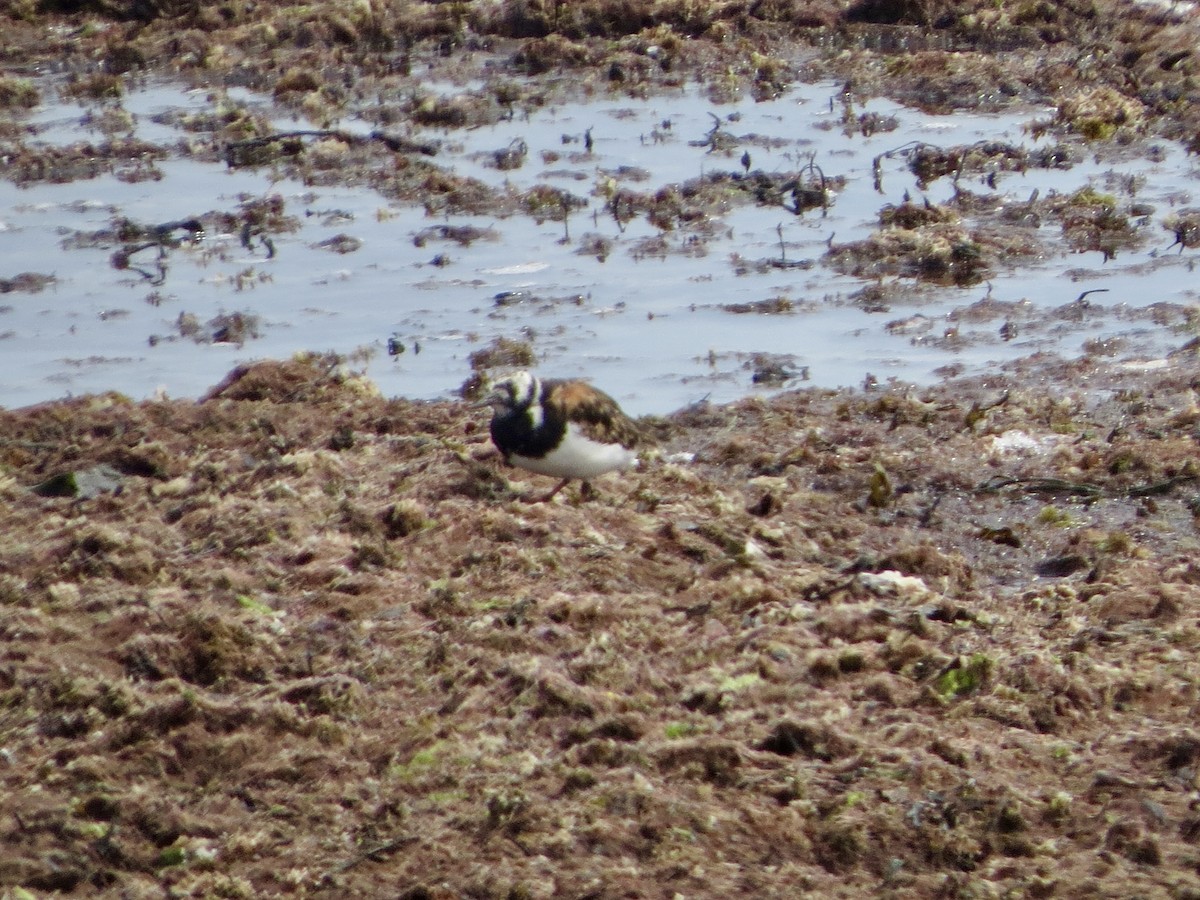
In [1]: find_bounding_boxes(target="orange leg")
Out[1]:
[531,478,571,503]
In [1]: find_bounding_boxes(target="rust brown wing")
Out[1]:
[543,380,641,450]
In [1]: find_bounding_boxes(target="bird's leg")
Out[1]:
[532,478,571,503]
[578,481,597,502]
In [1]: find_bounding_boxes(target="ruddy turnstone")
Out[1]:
[483,371,640,501]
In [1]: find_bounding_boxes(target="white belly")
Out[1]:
[510,423,637,479]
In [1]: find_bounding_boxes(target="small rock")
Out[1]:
[33,464,125,499]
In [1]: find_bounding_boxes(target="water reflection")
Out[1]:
[0,77,1196,414]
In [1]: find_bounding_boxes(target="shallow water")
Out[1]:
[1,76,1197,415]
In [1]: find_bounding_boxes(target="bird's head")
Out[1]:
[481,371,540,413]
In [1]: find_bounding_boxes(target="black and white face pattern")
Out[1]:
[487,371,544,429]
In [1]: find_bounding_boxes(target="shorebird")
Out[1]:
[483,371,640,501]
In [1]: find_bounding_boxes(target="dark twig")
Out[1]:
[976,474,1197,499]
[328,835,419,874]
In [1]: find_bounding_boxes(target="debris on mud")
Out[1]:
[2,354,1200,896]
[154,309,263,347]
[3,0,1200,894]
[827,220,991,286]
[0,272,56,294]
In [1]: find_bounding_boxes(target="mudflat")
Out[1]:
[3,1,1200,896]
